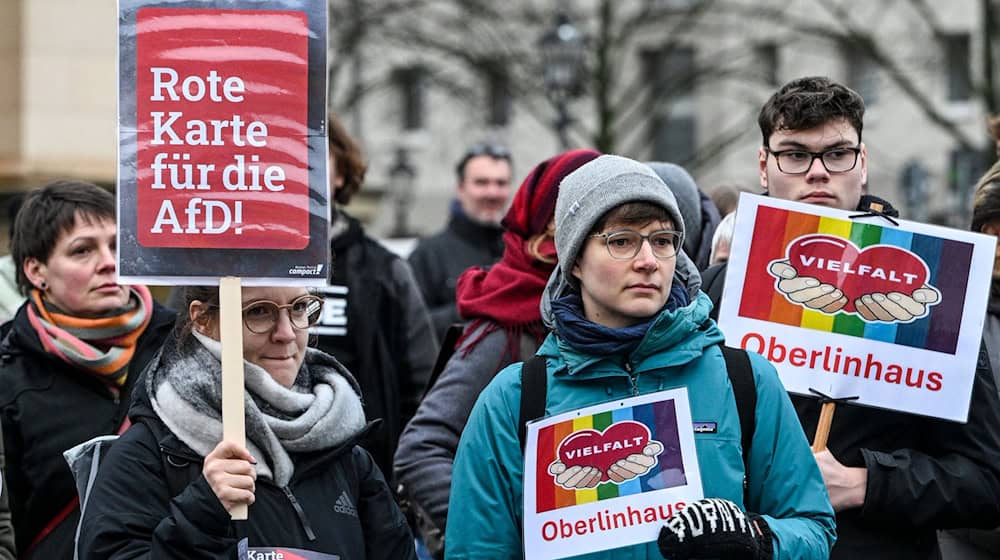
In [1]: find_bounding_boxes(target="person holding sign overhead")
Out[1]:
[446,155,835,559]
[702,76,1000,559]
[0,181,175,559]
[77,285,416,559]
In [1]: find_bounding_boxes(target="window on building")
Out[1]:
[899,160,929,223]
[949,146,987,214]
[845,43,879,107]
[754,42,779,86]
[643,44,697,164]
[483,62,511,127]
[393,66,426,131]
[944,33,972,101]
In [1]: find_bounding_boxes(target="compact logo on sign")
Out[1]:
[288,264,324,277]
[769,234,941,323]
[549,421,663,488]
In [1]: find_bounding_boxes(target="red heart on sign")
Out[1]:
[786,234,929,313]
[558,421,651,481]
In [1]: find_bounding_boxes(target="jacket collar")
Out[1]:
[538,291,724,380]
[447,200,504,244]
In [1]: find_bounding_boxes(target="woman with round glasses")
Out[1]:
[446,155,834,558]
[77,285,416,559]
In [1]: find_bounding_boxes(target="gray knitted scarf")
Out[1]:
[146,332,366,487]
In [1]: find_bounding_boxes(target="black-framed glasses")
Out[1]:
[765,145,861,174]
[589,229,684,260]
[241,295,324,334]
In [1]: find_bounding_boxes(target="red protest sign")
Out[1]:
[135,8,309,250]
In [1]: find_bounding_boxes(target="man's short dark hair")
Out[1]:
[454,142,512,182]
[758,76,865,146]
[11,180,115,295]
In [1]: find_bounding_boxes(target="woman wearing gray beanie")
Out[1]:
[446,155,835,559]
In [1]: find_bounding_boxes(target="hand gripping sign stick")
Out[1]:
[220,276,248,520]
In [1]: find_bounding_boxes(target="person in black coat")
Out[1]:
[317,115,436,486]
[0,181,175,559]
[78,285,415,559]
[703,76,1000,559]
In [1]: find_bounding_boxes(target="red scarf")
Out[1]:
[455,149,601,359]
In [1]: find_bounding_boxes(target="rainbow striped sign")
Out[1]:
[534,400,685,514]
[717,194,995,422]
[523,388,702,559]
[739,204,972,354]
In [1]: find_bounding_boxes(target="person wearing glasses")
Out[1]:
[701,76,1000,559]
[394,149,601,559]
[446,155,835,559]
[77,285,416,559]
[408,142,513,340]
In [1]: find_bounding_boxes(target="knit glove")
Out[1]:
[657,498,773,560]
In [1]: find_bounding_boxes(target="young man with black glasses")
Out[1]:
[409,143,513,339]
[703,76,1000,559]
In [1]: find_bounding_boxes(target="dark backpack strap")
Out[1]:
[138,419,201,499]
[422,323,465,400]
[721,345,756,504]
[160,451,200,498]
[700,262,727,321]
[518,355,548,453]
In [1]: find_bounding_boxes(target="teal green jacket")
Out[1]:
[446,292,835,559]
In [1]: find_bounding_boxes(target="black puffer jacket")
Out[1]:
[314,212,436,485]
[77,364,416,559]
[408,205,504,339]
[0,300,174,559]
[701,195,1000,559]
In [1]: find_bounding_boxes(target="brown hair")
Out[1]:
[590,202,673,234]
[972,161,1000,233]
[174,286,220,340]
[988,115,1000,142]
[328,114,367,205]
[758,76,865,147]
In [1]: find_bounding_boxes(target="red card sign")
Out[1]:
[558,421,650,480]
[134,8,309,249]
[787,234,929,312]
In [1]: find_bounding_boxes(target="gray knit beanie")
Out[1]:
[555,155,687,277]
[646,162,701,260]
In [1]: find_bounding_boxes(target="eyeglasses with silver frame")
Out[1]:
[589,229,684,260]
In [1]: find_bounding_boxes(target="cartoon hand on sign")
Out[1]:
[854,288,940,322]
[769,260,848,313]
[549,421,664,489]
[607,441,664,483]
[548,462,603,489]
[770,234,942,323]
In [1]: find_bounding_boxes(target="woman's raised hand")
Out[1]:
[202,440,257,513]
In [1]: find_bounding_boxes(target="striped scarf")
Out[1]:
[26,285,153,388]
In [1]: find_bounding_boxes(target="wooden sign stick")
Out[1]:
[219,276,248,520]
[811,401,836,453]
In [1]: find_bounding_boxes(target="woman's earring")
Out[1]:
[39,281,47,291]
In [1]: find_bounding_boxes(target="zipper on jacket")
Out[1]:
[623,360,639,396]
[282,486,317,541]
